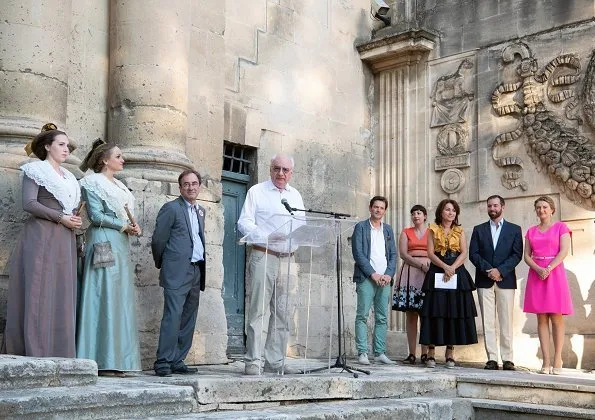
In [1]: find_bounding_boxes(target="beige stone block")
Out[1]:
[109,106,187,151]
[110,21,190,68]
[225,0,267,28]
[110,0,190,26]
[190,0,225,36]
[0,76,67,124]
[109,65,188,112]
[224,54,241,91]
[268,3,295,42]
[0,8,70,78]
[135,284,163,332]
[205,246,224,291]
[224,20,257,61]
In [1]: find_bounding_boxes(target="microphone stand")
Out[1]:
[287,205,370,378]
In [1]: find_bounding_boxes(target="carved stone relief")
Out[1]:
[491,42,595,209]
[430,58,475,195]
[430,59,474,128]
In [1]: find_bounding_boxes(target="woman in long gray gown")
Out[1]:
[76,139,141,373]
[2,124,82,357]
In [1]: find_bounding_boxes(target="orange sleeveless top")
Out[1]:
[404,227,428,256]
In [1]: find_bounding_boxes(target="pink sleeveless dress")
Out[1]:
[523,221,573,315]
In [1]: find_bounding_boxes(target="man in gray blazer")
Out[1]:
[352,196,397,365]
[152,169,206,377]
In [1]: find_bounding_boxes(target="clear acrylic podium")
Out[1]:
[240,213,358,375]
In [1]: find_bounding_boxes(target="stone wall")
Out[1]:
[361,0,595,369]
[1,0,593,371]
[223,0,377,358]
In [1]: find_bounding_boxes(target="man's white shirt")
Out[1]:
[237,179,305,253]
[369,220,387,275]
[490,218,503,250]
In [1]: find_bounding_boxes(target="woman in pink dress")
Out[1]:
[523,196,573,375]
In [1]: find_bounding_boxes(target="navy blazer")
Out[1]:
[469,219,522,289]
[351,219,397,283]
[151,196,206,291]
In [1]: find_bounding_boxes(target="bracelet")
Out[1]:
[57,213,64,224]
[546,265,552,270]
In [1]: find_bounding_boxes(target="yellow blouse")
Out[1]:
[429,223,463,256]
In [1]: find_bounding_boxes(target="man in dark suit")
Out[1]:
[152,169,206,377]
[469,195,522,371]
[352,196,397,365]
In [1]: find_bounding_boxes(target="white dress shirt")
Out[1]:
[184,199,204,262]
[369,220,387,275]
[237,179,305,252]
[490,218,503,250]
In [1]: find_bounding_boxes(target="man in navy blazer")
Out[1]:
[152,169,206,377]
[352,196,397,365]
[469,195,522,371]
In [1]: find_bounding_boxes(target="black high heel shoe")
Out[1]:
[402,354,416,364]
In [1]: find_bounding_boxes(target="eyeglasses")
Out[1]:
[181,181,200,189]
[271,166,292,174]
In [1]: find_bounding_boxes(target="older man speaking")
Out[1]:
[238,154,305,375]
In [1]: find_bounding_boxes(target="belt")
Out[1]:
[252,245,294,258]
[532,256,555,260]
[190,260,203,266]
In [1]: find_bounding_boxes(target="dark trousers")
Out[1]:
[154,264,201,370]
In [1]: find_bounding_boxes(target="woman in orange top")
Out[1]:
[419,199,478,368]
[393,205,430,364]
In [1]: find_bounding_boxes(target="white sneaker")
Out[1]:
[263,364,301,375]
[358,353,370,365]
[374,353,396,364]
[244,364,260,375]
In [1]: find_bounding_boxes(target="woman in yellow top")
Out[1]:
[419,199,478,368]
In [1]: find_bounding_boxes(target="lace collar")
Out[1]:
[21,160,80,214]
[79,173,135,221]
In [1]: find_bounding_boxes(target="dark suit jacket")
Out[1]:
[351,219,397,283]
[152,196,206,291]
[469,219,522,289]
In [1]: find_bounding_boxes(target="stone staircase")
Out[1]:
[1,356,594,419]
[0,355,196,419]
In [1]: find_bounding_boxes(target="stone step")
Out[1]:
[471,398,595,419]
[150,397,458,419]
[143,370,457,406]
[456,370,595,410]
[0,355,97,390]
[0,378,196,419]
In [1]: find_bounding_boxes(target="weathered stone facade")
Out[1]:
[360,0,595,369]
[0,0,593,370]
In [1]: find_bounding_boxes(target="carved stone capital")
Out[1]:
[356,29,437,73]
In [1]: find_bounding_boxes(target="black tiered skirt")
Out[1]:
[419,252,478,346]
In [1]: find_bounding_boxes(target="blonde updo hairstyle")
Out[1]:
[533,196,556,214]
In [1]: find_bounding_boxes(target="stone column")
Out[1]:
[358,29,436,336]
[358,29,437,238]
[108,0,194,182]
[0,0,73,170]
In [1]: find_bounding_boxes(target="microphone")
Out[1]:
[281,198,294,215]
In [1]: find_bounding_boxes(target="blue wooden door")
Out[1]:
[222,175,248,355]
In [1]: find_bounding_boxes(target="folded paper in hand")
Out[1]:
[434,273,457,289]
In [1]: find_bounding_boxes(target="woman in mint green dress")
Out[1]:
[76,139,141,373]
